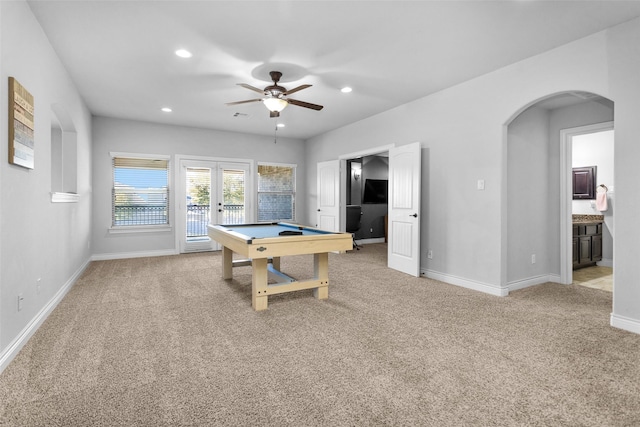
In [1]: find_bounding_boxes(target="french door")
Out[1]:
[178,159,251,253]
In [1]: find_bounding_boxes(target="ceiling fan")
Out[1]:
[226,71,324,118]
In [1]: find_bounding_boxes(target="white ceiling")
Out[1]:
[27,1,640,140]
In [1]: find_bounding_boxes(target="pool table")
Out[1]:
[207,222,353,311]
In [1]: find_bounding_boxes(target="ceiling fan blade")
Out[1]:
[225,98,263,106]
[237,83,266,94]
[283,84,311,96]
[287,98,324,111]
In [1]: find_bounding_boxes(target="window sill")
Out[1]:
[51,192,80,203]
[108,225,172,234]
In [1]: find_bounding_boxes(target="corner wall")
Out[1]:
[607,17,640,332]
[305,17,640,333]
[91,117,306,258]
[0,2,93,369]
[305,29,612,294]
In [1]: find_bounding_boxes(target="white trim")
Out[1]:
[338,144,395,160]
[610,314,640,335]
[420,269,508,297]
[91,248,178,261]
[108,225,172,234]
[182,239,215,253]
[110,151,170,160]
[257,161,297,168]
[175,154,252,164]
[0,258,90,374]
[507,274,563,293]
[51,192,80,203]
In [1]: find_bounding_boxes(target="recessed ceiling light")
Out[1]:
[161,107,172,113]
[341,87,353,93]
[175,49,192,58]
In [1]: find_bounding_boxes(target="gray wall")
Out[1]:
[304,18,640,334]
[91,117,306,257]
[0,2,93,358]
[506,106,550,284]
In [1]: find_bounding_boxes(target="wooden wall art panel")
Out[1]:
[9,77,35,169]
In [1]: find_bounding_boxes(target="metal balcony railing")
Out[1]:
[221,204,245,225]
[114,205,168,226]
[114,204,245,236]
[186,204,245,237]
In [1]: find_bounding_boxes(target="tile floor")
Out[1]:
[573,265,613,292]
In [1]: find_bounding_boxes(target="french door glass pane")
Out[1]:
[223,169,245,224]
[186,167,211,239]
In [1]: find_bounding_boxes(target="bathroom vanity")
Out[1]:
[572,215,603,270]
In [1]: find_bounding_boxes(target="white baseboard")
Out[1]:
[507,274,563,293]
[610,313,640,335]
[0,258,91,374]
[91,248,178,261]
[420,270,564,297]
[420,269,508,296]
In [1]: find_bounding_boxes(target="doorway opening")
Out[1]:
[562,123,614,291]
[505,91,613,296]
[345,155,389,245]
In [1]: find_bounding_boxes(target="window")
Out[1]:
[258,163,296,222]
[112,155,170,228]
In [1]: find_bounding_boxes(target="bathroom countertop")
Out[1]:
[572,214,604,224]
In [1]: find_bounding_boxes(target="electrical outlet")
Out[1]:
[427,250,433,259]
[36,278,41,294]
[370,228,373,233]
[531,254,536,264]
[18,294,24,311]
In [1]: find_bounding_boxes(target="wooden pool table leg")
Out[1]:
[252,257,269,311]
[313,252,329,300]
[222,246,233,280]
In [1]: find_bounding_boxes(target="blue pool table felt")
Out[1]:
[222,223,332,240]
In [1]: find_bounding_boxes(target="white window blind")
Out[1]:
[112,156,170,226]
[257,164,296,222]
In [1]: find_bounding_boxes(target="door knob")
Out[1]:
[317,209,321,212]
[410,213,418,218]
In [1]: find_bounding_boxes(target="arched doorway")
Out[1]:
[504,91,614,296]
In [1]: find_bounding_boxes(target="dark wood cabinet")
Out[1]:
[573,166,597,200]
[573,222,603,269]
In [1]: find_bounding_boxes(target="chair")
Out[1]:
[346,205,362,250]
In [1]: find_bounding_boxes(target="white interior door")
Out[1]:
[317,160,340,231]
[388,142,422,276]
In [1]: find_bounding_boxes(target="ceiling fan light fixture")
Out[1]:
[263,97,288,113]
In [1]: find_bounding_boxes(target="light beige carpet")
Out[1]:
[1,244,639,426]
